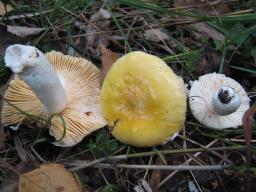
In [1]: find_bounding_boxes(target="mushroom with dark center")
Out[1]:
[189,73,250,129]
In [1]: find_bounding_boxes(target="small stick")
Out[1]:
[68,145,248,171]
[87,163,231,171]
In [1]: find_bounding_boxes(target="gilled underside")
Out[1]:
[1,51,107,146]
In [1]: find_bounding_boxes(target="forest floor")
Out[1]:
[0,0,256,192]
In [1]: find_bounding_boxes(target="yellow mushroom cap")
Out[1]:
[100,51,187,147]
[1,51,107,146]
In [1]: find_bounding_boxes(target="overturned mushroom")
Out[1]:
[100,51,187,147]
[189,73,250,129]
[2,44,106,146]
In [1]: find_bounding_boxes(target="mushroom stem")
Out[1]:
[211,86,240,116]
[4,44,67,114]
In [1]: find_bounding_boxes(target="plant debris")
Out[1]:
[0,1,13,16]
[86,9,112,55]
[6,26,45,38]
[144,28,169,42]
[100,45,119,80]
[19,163,83,192]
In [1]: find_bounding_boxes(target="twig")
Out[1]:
[30,146,46,163]
[68,145,248,171]
[86,163,231,171]
[225,138,256,143]
[14,135,27,161]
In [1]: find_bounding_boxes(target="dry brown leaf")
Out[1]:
[173,0,230,41]
[144,28,169,42]
[149,157,164,191]
[173,0,230,15]
[100,45,119,81]
[7,26,45,38]
[191,22,224,41]
[19,163,83,192]
[86,9,111,55]
[0,1,13,16]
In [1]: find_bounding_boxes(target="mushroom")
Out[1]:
[100,51,187,147]
[2,44,107,146]
[189,73,250,129]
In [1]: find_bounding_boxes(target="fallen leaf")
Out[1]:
[149,145,169,191]
[149,157,164,191]
[191,22,224,41]
[173,0,230,41]
[7,26,45,38]
[19,163,83,192]
[0,1,14,16]
[144,28,169,42]
[100,45,119,80]
[173,0,230,15]
[86,9,111,55]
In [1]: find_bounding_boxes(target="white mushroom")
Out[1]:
[189,73,250,129]
[2,44,107,146]
[4,44,67,114]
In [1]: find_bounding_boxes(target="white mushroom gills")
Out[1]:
[211,86,240,116]
[4,44,67,114]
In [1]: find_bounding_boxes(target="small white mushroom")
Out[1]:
[189,73,250,129]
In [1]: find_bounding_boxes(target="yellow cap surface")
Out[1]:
[100,51,186,147]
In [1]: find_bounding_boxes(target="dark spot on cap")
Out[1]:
[218,88,231,104]
[84,111,92,116]
[35,51,39,57]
